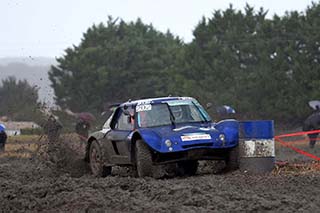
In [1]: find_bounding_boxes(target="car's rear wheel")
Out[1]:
[177,160,198,176]
[89,140,111,177]
[225,145,239,171]
[135,139,153,177]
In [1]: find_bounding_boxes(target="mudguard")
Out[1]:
[214,119,239,144]
[86,129,110,162]
[136,128,162,151]
[88,130,106,142]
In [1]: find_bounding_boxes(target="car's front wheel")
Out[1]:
[89,140,111,177]
[135,139,153,177]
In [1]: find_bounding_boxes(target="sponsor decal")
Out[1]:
[166,100,192,106]
[181,133,211,141]
[136,100,151,105]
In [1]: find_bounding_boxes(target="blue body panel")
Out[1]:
[138,119,239,153]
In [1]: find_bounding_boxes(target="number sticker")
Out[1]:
[136,104,152,112]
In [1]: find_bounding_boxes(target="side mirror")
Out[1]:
[123,110,134,124]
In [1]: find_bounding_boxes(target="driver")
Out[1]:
[171,106,183,122]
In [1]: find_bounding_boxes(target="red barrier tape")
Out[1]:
[275,129,320,161]
[276,129,320,138]
[275,137,320,161]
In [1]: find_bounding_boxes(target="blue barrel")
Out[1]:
[239,120,275,173]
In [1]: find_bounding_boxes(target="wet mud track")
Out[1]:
[1,137,320,212]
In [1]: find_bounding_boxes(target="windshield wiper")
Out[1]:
[166,103,176,128]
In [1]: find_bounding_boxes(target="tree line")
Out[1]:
[2,3,320,125]
[49,3,320,124]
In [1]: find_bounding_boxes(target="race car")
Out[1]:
[85,97,239,177]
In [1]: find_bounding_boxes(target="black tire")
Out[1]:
[177,160,198,176]
[135,139,153,177]
[225,145,239,171]
[89,140,111,177]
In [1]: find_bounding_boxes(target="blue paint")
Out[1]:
[0,124,5,132]
[138,120,239,153]
[240,120,274,139]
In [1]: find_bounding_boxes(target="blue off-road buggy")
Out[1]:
[85,97,239,177]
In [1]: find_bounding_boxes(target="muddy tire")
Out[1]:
[135,140,153,177]
[225,145,239,171]
[89,140,111,177]
[177,160,198,176]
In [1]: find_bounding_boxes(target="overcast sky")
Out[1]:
[0,0,316,58]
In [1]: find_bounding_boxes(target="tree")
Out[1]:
[49,3,320,124]
[181,5,271,117]
[49,17,183,113]
[0,76,42,121]
[181,3,320,123]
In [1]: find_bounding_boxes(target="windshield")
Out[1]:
[136,100,211,128]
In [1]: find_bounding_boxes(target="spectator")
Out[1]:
[43,115,63,152]
[75,118,90,139]
[303,105,320,148]
[0,124,7,152]
[65,109,95,140]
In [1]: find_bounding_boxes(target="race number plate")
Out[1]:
[136,104,152,112]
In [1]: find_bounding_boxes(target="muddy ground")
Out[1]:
[1,134,320,212]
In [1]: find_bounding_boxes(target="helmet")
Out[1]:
[0,124,6,132]
[171,106,183,120]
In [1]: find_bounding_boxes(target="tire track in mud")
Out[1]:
[1,156,320,212]
[1,137,320,212]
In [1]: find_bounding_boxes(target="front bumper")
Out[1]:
[158,138,238,153]
[152,147,234,164]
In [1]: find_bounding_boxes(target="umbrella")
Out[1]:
[76,112,96,122]
[308,100,320,110]
[0,124,5,132]
[216,105,236,115]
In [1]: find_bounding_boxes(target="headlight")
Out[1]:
[219,134,225,141]
[165,139,172,147]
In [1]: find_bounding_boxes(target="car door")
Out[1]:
[104,107,134,165]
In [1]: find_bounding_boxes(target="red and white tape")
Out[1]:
[275,129,320,161]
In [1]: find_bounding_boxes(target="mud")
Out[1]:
[1,135,320,212]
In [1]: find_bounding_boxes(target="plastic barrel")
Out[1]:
[239,120,275,173]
